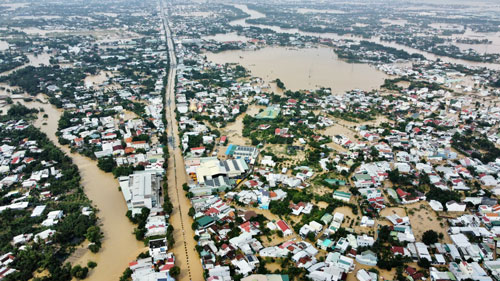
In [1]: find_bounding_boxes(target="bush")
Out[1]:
[86,226,103,244]
[88,243,101,253]
[87,261,97,269]
[71,265,89,279]
[97,157,115,172]
[170,266,180,277]
[120,268,133,281]
[422,230,439,245]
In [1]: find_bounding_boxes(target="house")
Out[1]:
[255,106,280,120]
[360,216,375,227]
[191,146,206,156]
[225,145,259,163]
[429,200,444,211]
[276,220,292,236]
[196,216,215,229]
[357,235,375,247]
[242,275,290,281]
[415,242,432,261]
[446,201,466,212]
[356,250,377,266]
[430,267,456,281]
[356,269,377,281]
[320,213,333,226]
[333,191,351,202]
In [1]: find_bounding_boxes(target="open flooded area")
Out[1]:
[206,46,389,93]
[229,4,500,70]
[202,32,250,43]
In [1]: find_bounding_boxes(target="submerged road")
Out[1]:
[159,1,204,280]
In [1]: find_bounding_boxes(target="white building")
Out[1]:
[119,170,162,215]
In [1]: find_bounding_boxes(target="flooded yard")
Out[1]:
[218,104,264,146]
[84,71,112,88]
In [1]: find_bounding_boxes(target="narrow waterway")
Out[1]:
[17,97,146,280]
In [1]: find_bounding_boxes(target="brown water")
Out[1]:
[14,97,146,280]
[452,30,500,54]
[230,4,500,70]
[205,46,388,94]
[84,71,112,88]
[202,32,250,42]
[27,53,51,66]
[164,18,205,280]
[0,53,52,76]
[218,104,263,146]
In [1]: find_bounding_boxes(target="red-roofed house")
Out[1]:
[276,220,292,236]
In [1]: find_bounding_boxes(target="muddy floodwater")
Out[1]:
[206,46,388,94]
[230,4,500,70]
[7,97,146,280]
[84,71,112,88]
[202,32,250,43]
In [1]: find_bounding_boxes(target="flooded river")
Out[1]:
[202,32,250,43]
[230,4,500,70]
[206,45,388,93]
[12,97,146,280]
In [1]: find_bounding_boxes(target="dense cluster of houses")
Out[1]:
[0,119,98,279]
[166,14,500,279]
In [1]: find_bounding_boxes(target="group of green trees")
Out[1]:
[335,40,424,63]
[452,132,500,164]
[126,208,150,241]
[0,52,28,73]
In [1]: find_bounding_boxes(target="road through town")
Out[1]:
[160,1,204,280]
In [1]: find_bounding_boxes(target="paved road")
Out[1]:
[159,1,204,280]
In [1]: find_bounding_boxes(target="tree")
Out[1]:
[71,265,89,279]
[87,261,97,269]
[86,226,103,244]
[275,78,285,90]
[88,243,101,253]
[417,258,430,269]
[306,232,315,242]
[422,230,439,245]
[97,157,115,172]
[170,266,180,277]
[120,268,132,281]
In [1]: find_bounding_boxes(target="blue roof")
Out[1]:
[225,144,235,155]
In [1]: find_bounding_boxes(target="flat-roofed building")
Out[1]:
[119,170,162,215]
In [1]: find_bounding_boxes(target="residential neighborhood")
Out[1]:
[2,0,500,280]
